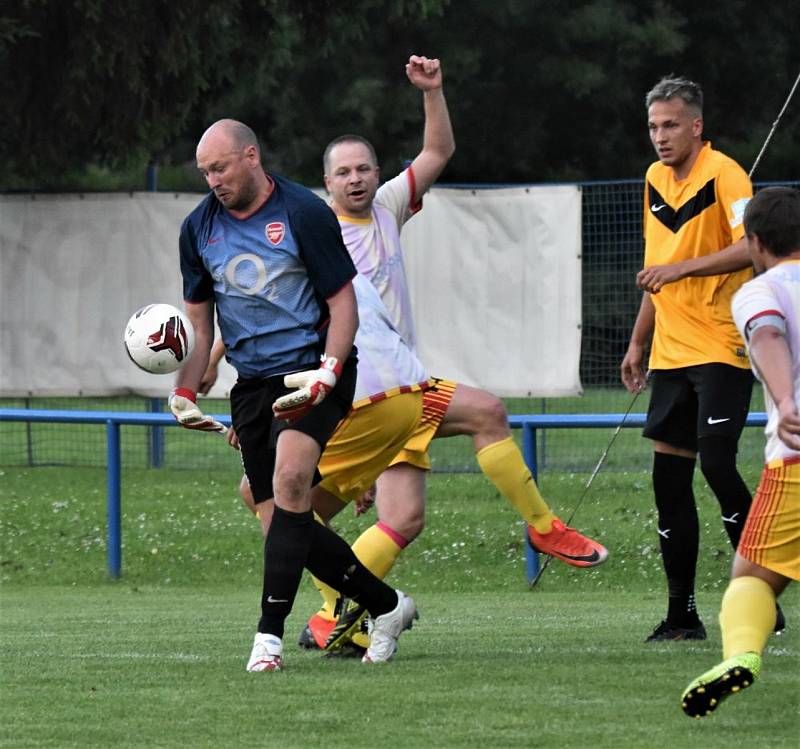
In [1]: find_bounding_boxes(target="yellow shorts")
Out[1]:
[317,391,423,502]
[389,378,457,470]
[738,457,800,581]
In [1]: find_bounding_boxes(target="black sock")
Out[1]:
[698,436,752,549]
[305,521,397,618]
[667,588,699,626]
[653,452,701,626]
[258,505,314,638]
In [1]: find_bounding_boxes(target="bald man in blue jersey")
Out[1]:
[170,119,417,671]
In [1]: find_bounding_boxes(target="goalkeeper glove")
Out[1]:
[272,355,342,422]
[169,388,228,434]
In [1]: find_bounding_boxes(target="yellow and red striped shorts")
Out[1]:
[318,390,423,502]
[388,378,457,470]
[738,456,800,581]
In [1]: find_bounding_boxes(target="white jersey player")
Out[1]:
[338,171,420,349]
[682,186,800,718]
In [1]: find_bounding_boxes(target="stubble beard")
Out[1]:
[225,175,260,213]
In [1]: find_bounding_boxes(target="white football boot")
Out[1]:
[246,633,283,672]
[362,591,419,663]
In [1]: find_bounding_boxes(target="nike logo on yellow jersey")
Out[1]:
[647,178,717,233]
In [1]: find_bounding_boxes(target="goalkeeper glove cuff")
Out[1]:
[169,387,227,433]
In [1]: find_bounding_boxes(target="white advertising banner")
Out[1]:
[0,187,581,398]
[401,185,582,396]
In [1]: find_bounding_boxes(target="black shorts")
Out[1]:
[643,364,754,453]
[230,357,357,504]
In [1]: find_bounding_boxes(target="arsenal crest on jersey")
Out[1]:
[266,222,285,245]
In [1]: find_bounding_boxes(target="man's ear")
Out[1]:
[753,233,769,257]
[245,145,260,165]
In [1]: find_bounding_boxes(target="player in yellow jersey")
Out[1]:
[682,186,800,716]
[621,76,762,642]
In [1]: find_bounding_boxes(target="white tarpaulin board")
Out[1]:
[0,192,237,398]
[401,185,582,396]
[0,187,581,398]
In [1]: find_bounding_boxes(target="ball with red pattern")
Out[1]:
[124,303,195,374]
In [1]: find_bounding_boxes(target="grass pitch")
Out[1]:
[1,465,798,748]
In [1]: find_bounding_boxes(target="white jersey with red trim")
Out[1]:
[351,274,428,409]
[337,168,420,349]
[732,259,800,462]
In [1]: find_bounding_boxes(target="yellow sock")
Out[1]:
[476,436,556,533]
[351,522,406,579]
[720,576,776,659]
[310,522,405,618]
[348,523,407,652]
[310,575,339,620]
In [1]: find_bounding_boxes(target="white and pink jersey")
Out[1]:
[337,168,421,350]
[351,274,428,409]
[732,259,800,462]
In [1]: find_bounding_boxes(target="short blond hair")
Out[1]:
[646,76,703,116]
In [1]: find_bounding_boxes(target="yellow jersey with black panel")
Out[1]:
[643,142,753,370]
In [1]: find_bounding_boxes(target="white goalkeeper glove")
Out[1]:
[272,355,342,422]
[169,388,228,434]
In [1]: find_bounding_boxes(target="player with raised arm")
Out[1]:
[309,55,607,650]
[171,119,417,671]
[681,186,800,716]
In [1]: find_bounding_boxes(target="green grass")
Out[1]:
[1,466,798,748]
[3,588,797,749]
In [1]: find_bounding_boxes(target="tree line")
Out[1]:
[2,0,798,190]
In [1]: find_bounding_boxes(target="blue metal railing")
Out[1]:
[0,408,768,580]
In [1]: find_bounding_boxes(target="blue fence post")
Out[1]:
[106,420,122,578]
[146,162,158,191]
[148,397,165,468]
[522,422,540,583]
[539,397,547,470]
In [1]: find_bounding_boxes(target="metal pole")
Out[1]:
[24,396,34,466]
[146,161,158,191]
[522,422,541,582]
[106,420,122,578]
[148,397,165,468]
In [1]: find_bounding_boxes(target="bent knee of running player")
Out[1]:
[435,383,510,441]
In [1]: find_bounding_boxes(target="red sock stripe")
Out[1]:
[376,521,409,549]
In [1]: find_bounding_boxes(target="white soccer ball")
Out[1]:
[124,303,195,374]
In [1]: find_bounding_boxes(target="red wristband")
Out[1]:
[172,387,197,402]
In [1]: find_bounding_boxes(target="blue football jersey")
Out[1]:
[179,174,356,377]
